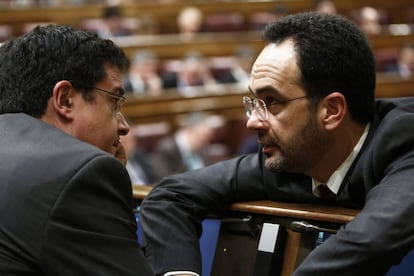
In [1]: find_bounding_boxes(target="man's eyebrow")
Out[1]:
[249,85,280,97]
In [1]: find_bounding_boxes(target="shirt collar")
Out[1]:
[312,123,370,196]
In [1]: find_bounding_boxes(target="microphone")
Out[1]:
[290,221,337,234]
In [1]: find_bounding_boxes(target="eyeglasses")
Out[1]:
[93,87,126,113]
[70,81,126,113]
[243,95,307,121]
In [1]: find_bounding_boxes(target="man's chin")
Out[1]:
[264,156,283,172]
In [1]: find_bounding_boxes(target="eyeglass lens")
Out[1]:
[94,87,125,113]
[243,96,267,121]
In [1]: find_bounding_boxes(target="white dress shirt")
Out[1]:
[312,124,370,196]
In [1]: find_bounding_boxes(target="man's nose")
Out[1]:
[117,112,130,136]
[246,111,266,131]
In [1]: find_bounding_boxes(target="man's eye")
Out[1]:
[263,96,281,106]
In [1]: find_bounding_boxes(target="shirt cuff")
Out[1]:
[163,271,200,276]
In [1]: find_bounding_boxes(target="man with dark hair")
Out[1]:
[385,43,414,78]
[140,12,414,275]
[0,25,154,275]
[98,5,132,38]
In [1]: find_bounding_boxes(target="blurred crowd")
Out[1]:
[1,1,413,80]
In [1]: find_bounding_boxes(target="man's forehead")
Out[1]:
[254,41,296,67]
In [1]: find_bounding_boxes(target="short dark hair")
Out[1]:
[102,6,122,19]
[0,25,128,117]
[263,12,376,124]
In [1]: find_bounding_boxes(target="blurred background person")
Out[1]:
[99,5,133,37]
[149,112,224,181]
[100,5,133,37]
[249,5,288,31]
[0,24,12,42]
[162,52,217,95]
[357,6,382,35]
[385,43,414,78]
[122,123,158,186]
[237,134,260,155]
[177,5,204,40]
[216,45,255,89]
[315,0,337,14]
[82,5,136,38]
[123,50,163,96]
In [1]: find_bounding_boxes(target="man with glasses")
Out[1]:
[0,25,154,275]
[140,12,414,275]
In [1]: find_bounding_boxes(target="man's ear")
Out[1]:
[51,80,76,119]
[319,92,347,131]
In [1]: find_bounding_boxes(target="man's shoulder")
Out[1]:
[375,97,414,116]
[0,112,114,174]
[373,98,414,130]
[366,98,414,153]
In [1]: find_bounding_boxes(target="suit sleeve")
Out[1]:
[41,154,154,275]
[140,153,267,275]
[294,108,414,275]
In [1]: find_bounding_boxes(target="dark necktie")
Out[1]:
[317,185,336,203]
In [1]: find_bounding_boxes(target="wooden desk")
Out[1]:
[132,186,357,226]
[229,200,357,225]
[132,185,359,275]
[132,185,152,200]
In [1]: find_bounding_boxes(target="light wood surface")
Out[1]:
[132,185,358,224]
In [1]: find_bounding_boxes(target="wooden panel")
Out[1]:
[1,0,412,24]
[132,185,359,224]
[376,74,414,98]
[114,32,266,60]
[122,86,248,125]
[1,0,413,35]
[229,201,358,224]
[132,185,153,200]
[113,32,414,60]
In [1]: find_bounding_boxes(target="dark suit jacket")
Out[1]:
[215,68,238,84]
[0,113,154,275]
[161,72,179,90]
[123,76,135,94]
[140,97,414,275]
